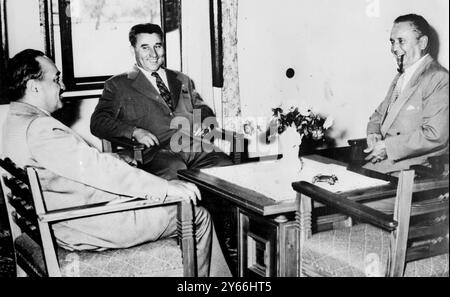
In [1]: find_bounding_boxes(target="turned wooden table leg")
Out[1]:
[296,192,312,277]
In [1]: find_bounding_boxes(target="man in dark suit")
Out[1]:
[90,23,232,180]
[90,23,237,274]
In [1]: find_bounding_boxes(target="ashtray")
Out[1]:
[312,174,338,185]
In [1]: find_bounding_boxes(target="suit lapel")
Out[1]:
[380,74,401,135]
[166,69,181,108]
[380,55,434,135]
[130,69,160,101]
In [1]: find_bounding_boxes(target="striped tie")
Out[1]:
[151,72,174,111]
[387,74,405,113]
[382,74,404,124]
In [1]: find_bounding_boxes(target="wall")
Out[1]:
[181,0,216,111]
[2,0,448,152]
[6,0,43,56]
[2,0,102,152]
[237,0,449,146]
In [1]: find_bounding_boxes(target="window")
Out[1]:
[0,0,8,104]
[42,0,181,92]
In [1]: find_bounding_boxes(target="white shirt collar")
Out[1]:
[136,65,169,90]
[400,53,429,92]
[36,106,52,116]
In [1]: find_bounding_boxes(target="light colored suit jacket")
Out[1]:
[2,102,171,251]
[366,55,449,173]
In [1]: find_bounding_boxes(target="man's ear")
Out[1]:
[26,79,39,94]
[419,35,429,51]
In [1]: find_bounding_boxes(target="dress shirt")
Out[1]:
[137,66,170,94]
[400,54,429,92]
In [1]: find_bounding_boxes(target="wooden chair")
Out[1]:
[101,128,247,166]
[0,158,196,277]
[292,169,449,277]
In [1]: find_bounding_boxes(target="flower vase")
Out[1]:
[279,127,303,174]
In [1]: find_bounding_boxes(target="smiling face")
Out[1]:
[35,56,65,113]
[133,33,165,72]
[390,21,428,71]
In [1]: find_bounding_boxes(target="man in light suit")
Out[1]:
[90,23,232,180]
[2,49,231,276]
[364,14,449,175]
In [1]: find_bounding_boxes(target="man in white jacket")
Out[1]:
[2,48,230,276]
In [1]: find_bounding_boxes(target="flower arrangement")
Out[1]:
[269,106,333,141]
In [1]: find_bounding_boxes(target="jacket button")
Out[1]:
[397,132,401,135]
[169,112,174,116]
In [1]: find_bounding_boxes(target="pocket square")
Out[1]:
[406,105,416,111]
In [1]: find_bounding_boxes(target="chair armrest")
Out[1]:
[102,137,146,165]
[102,137,145,151]
[410,165,440,179]
[410,154,449,178]
[347,138,367,147]
[38,196,184,223]
[292,181,397,231]
[428,154,449,176]
[347,138,368,167]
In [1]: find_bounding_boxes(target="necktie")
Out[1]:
[151,72,174,111]
[386,74,404,114]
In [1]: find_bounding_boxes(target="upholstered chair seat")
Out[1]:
[15,233,182,277]
[302,223,449,277]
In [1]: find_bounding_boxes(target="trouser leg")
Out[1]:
[201,193,238,276]
[142,149,187,180]
[161,204,223,277]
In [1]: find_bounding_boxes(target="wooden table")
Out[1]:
[178,154,394,277]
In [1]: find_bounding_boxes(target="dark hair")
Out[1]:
[129,23,163,47]
[6,49,45,102]
[394,14,430,38]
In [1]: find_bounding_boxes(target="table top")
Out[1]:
[178,154,396,216]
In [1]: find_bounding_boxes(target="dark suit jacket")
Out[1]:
[91,66,217,159]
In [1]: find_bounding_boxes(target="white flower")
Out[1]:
[323,116,334,129]
[299,107,311,116]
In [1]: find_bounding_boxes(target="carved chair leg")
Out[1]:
[297,193,312,277]
[178,201,196,277]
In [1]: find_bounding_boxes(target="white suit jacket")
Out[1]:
[365,55,449,174]
[2,102,172,251]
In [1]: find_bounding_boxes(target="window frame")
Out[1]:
[45,0,180,92]
[0,0,8,104]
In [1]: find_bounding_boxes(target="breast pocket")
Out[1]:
[179,88,194,112]
[398,105,422,131]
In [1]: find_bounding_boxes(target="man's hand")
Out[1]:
[366,133,382,150]
[132,128,160,147]
[364,140,388,163]
[193,126,211,138]
[108,152,137,167]
[166,180,202,205]
[118,153,138,167]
